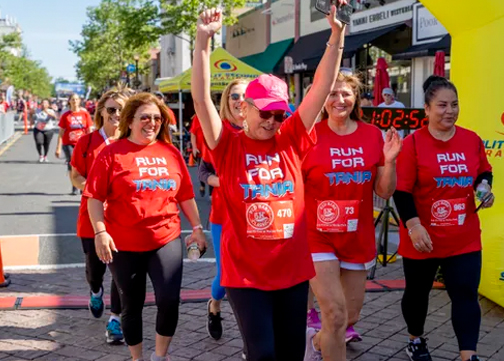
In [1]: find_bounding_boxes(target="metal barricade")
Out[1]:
[0,111,15,145]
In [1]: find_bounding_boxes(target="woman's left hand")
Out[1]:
[326,0,348,33]
[480,192,495,209]
[383,127,402,164]
[185,228,208,254]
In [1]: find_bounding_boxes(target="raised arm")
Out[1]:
[298,3,347,132]
[191,9,224,150]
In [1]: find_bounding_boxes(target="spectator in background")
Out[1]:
[155,91,178,133]
[360,92,374,107]
[0,93,9,113]
[378,88,404,108]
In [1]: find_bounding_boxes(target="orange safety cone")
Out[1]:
[23,109,28,135]
[0,243,11,288]
[188,153,196,167]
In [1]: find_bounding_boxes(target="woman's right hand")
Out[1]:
[409,224,433,253]
[197,8,223,38]
[327,1,348,33]
[55,148,61,159]
[95,231,117,264]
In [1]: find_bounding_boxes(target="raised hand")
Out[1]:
[326,0,348,33]
[197,8,223,38]
[383,127,402,164]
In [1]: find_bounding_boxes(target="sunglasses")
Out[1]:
[105,107,121,115]
[229,93,245,101]
[247,101,287,123]
[138,114,163,124]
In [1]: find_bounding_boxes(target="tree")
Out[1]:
[160,0,247,58]
[70,0,161,92]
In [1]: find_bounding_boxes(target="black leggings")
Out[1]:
[226,281,309,361]
[81,238,121,315]
[62,144,74,171]
[33,129,53,156]
[402,251,482,351]
[108,238,183,346]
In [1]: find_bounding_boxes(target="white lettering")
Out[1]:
[330,147,364,157]
[332,158,365,168]
[139,167,169,177]
[440,164,468,174]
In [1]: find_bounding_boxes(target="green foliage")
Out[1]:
[0,33,52,98]
[160,0,247,48]
[70,0,161,92]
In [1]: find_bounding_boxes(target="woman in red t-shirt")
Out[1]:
[70,89,132,345]
[302,72,402,360]
[55,93,92,195]
[84,93,207,361]
[197,79,248,341]
[393,76,494,361]
[191,6,346,361]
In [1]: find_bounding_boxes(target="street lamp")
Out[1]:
[133,54,140,89]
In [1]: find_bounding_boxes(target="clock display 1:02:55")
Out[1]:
[360,107,429,130]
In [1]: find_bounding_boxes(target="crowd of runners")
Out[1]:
[31,4,496,361]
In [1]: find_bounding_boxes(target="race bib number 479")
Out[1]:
[246,201,294,240]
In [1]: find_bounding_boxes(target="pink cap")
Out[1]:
[245,74,290,112]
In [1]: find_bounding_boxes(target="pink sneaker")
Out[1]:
[304,327,322,361]
[345,326,362,343]
[307,308,322,330]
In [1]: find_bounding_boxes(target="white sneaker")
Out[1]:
[304,327,322,361]
[43,156,49,163]
[38,156,44,163]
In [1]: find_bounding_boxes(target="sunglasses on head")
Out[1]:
[138,114,163,124]
[106,107,121,115]
[247,101,287,123]
[229,93,245,101]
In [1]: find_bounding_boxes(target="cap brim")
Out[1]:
[253,99,290,112]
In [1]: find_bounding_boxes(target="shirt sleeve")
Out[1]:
[175,151,195,203]
[279,111,317,159]
[190,115,200,134]
[70,135,87,176]
[58,112,67,129]
[396,133,417,193]
[83,149,111,202]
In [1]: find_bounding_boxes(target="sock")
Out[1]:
[109,315,120,323]
[410,337,422,345]
[91,288,103,298]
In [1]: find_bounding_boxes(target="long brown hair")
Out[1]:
[321,72,363,121]
[94,89,132,129]
[220,79,249,121]
[119,92,173,144]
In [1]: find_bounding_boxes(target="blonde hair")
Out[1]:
[118,92,173,144]
[94,87,133,129]
[321,72,363,121]
[219,79,249,121]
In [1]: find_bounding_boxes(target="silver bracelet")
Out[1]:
[326,41,344,49]
[408,224,422,236]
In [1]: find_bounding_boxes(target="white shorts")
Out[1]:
[311,253,376,271]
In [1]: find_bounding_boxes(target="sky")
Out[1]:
[0,0,102,82]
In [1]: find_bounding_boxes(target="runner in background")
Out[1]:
[197,79,248,341]
[0,93,9,113]
[393,76,494,361]
[32,99,57,163]
[302,73,401,361]
[154,91,178,133]
[191,5,345,360]
[55,93,92,195]
[70,89,132,345]
[190,115,209,197]
[85,93,207,361]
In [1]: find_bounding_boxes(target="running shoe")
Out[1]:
[304,327,322,361]
[71,187,78,195]
[43,156,49,163]
[105,318,124,345]
[242,352,246,360]
[405,337,432,361]
[38,156,44,163]
[345,326,362,343]
[88,288,105,318]
[467,356,480,361]
[307,308,322,330]
[206,299,223,340]
[150,352,171,361]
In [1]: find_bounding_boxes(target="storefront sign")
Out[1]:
[271,0,295,43]
[226,7,268,58]
[350,0,415,34]
[412,3,448,45]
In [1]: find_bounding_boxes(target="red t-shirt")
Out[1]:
[71,130,115,239]
[167,107,177,126]
[58,109,92,146]
[83,139,195,252]
[396,126,492,259]
[190,115,208,160]
[0,101,9,113]
[210,112,316,290]
[303,120,384,263]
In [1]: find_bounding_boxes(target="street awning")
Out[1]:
[392,35,451,60]
[278,24,404,74]
[240,39,294,74]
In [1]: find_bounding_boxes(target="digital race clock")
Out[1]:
[361,107,429,130]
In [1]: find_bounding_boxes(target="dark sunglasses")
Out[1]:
[105,107,121,115]
[229,93,245,101]
[247,101,286,123]
[138,114,163,124]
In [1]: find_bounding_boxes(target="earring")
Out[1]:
[243,120,249,132]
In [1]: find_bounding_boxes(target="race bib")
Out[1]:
[430,198,467,227]
[246,201,294,240]
[68,129,84,142]
[317,200,360,233]
[35,122,46,131]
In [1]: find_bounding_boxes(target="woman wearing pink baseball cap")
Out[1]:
[191,4,347,361]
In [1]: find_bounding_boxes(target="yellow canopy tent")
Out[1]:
[159,47,263,152]
[159,47,263,93]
